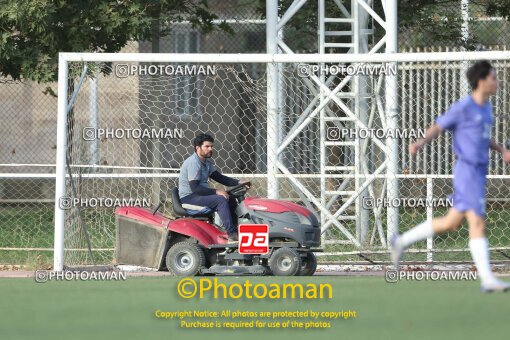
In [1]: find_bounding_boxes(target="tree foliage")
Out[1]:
[0,0,232,82]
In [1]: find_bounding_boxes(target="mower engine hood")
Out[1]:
[243,197,313,218]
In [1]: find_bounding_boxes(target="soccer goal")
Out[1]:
[54,51,510,271]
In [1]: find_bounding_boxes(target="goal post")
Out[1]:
[54,51,510,271]
[54,55,69,271]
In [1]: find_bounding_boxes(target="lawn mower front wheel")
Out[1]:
[269,247,302,276]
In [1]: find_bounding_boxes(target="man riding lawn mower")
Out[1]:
[114,133,322,276]
[177,133,249,243]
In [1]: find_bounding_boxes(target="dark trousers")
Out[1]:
[181,194,238,235]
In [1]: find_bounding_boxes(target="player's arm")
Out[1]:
[490,140,504,153]
[209,170,251,188]
[490,140,510,163]
[189,180,216,196]
[209,170,239,187]
[409,123,444,155]
[412,101,462,155]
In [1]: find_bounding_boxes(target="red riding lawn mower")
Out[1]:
[114,182,322,276]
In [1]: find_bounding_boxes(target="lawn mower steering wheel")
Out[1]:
[227,181,251,198]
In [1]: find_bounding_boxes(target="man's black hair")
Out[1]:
[193,133,214,149]
[467,60,493,90]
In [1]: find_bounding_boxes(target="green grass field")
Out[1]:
[1,275,509,340]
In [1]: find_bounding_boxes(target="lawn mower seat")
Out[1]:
[171,188,214,218]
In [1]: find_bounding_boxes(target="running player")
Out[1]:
[391,60,510,292]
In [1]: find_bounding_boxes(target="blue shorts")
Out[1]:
[450,159,488,217]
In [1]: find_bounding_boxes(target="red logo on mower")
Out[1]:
[238,224,269,254]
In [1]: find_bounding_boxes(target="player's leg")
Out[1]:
[466,210,510,292]
[227,196,238,229]
[181,194,237,239]
[391,208,464,268]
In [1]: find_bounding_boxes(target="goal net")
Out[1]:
[55,52,510,270]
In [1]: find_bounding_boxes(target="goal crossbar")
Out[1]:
[59,51,510,63]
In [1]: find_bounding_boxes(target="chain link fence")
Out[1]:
[0,0,265,268]
[2,1,510,269]
[53,54,510,268]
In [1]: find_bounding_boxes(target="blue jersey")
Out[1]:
[436,95,493,165]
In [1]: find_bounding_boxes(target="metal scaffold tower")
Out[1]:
[266,0,398,253]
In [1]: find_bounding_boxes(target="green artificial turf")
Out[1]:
[1,275,509,340]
